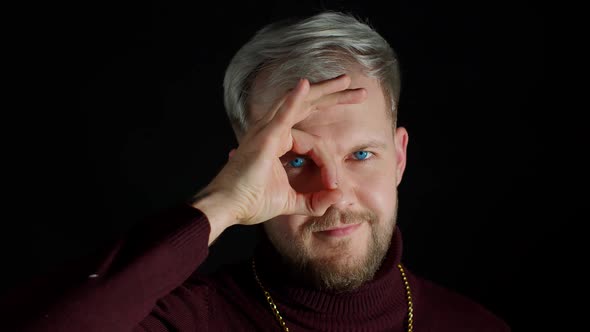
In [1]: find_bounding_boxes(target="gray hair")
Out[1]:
[223,11,401,136]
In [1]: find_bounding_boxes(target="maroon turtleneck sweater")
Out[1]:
[3,203,510,332]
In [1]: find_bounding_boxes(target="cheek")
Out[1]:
[355,168,398,218]
[264,215,306,240]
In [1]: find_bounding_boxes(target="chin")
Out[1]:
[305,251,378,293]
[312,239,365,261]
[266,213,396,292]
[301,226,382,291]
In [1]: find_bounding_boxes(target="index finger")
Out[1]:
[272,75,364,130]
[305,74,352,102]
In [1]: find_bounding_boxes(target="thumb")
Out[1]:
[291,188,342,216]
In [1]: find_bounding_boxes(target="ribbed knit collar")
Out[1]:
[252,226,407,329]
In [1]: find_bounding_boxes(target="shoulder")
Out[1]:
[409,271,511,332]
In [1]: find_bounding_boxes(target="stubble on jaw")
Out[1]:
[266,205,396,293]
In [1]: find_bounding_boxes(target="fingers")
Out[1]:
[305,74,352,102]
[312,87,367,111]
[288,188,343,216]
[291,129,338,189]
[269,78,310,129]
[269,75,366,131]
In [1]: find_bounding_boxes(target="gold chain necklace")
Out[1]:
[252,258,414,332]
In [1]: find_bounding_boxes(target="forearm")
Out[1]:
[190,189,241,246]
[9,204,211,332]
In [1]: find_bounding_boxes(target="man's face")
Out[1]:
[247,70,408,292]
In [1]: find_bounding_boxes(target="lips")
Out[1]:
[315,223,362,237]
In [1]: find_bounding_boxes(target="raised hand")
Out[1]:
[191,75,367,243]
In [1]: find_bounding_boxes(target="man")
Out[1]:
[13,11,510,331]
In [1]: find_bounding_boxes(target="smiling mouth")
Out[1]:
[315,223,363,237]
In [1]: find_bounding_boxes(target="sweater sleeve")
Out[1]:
[3,203,213,332]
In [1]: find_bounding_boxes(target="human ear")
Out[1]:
[394,127,409,186]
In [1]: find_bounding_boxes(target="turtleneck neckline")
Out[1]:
[252,226,407,319]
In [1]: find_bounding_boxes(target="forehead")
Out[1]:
[249,71,393,145]
[295,72,388,129]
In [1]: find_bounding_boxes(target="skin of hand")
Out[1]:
[191,75,367,244]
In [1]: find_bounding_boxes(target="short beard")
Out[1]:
[266,205,397,293]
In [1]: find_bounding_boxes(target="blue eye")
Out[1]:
[353,151,372,160]
[289,157,306,168]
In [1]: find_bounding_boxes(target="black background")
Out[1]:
[5,0,562,330]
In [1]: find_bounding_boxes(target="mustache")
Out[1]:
[303,206,378,233]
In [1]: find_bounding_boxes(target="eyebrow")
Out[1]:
[281,138,389,160]
[348,139,389,152]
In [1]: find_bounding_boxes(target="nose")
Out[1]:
[330,169,356,209]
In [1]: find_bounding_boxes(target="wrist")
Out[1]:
[190,188,241,246]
